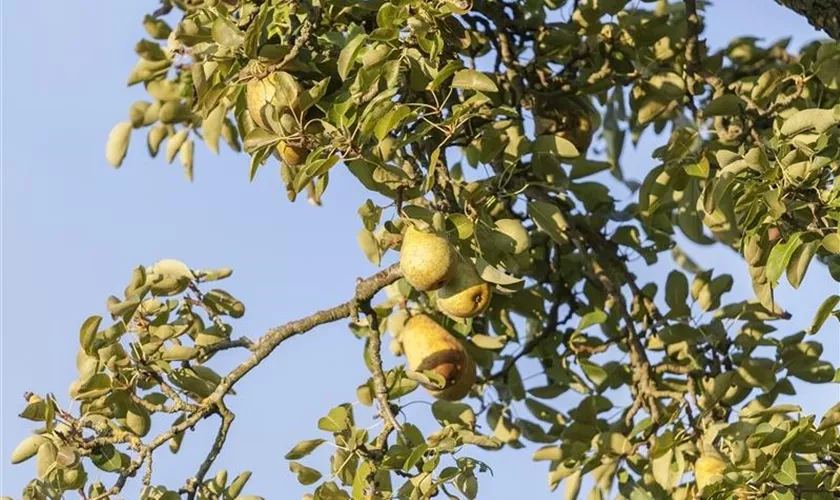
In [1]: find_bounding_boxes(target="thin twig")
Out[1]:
[359,299,403,434]
[183,404,235,499]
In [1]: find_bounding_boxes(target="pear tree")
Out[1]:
[6,0,840,499]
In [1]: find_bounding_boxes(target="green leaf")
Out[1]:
[809,295,840,334]
[786,239,818,289]
[106,122,133,168]
[533,134,580,158]
[704,94,744,116]
[432,400,476,427]
[819,402,840,430]
[564,470,582,500]
[293,155,339,193]
[528,201,568,245]
[452,69,498,92]
[180,139,194,182]
[474,258,524,289]
[91,444,123,472]
[212,17,244,47]
[569,159,611,179]
[35,441,57,478]
[773,456,797,486]
[780,108,839,136]
[471,334,507,350]
[289,461,322,485]
[11,436,47,464]
[740,404,801,418]
[402,444,428,472]
[143,15,172,39]
[595,432,632,455]
[79,315,102,354]
[428,60,465,90]
[203,104,226,154]
[665,271,689,316]
[737,358,776,390]
[579,359,608,386]
[374,105,412,141]
[226,471,252,498]
[318,404,351,433]
[147,125,167,158]
[574,310,606,334]
[766,234,803,285]
[243,128,280,153]
[166,129,189,164]
[822,232,840,254]
[338,35,367,80]
[285,439,327,460]
[357,229,381,266]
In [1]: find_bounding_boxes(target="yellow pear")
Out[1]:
[401,314,475,400]
[399,226,456,291]
[245,77,275,130]
[436,259,493,318]
[695,446,728,492]
[494,218,530,254]
[275,141,309,166]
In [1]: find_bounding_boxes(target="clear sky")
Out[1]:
[1,1,838,498]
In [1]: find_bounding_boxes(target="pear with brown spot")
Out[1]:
[401,314,475,400]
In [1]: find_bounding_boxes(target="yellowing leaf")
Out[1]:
[106,122,133,168]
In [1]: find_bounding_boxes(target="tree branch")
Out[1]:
[773,0,840,40]
[183,404,235,499]
[360,301,403,434]
[93,264,403,497]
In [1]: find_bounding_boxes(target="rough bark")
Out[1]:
[774,0,840,40]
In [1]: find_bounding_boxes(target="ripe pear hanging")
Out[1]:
[436,258,493,318]
[401,314,475,401]
[399,226,457,291]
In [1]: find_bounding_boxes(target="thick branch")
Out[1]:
[773,0,840,40]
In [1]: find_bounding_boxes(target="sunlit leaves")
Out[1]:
[452,69,498,93]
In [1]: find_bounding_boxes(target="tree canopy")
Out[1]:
[5,0,840,499]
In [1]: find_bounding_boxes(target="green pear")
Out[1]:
[436,259,493,318]
[401,314,475,400]
[399,226,456,291]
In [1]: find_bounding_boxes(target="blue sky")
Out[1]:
[1,1,838,498]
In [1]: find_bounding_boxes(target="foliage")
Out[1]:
[6,0,840,499]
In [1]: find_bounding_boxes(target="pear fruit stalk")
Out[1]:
[401,314,475,400]
[436,258,493,318]
[399,226,456,291]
